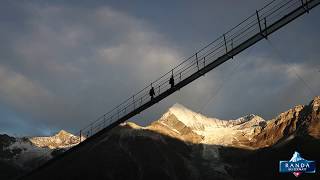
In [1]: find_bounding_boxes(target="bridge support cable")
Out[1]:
[196,46,254,116]
[266,40,317,97]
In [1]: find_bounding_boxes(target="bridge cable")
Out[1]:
[266,39,316,97]
[196,47,253,115]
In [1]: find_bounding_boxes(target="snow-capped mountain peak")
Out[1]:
[160,103,265,131]
[163,103,220,130]
[29,130,82,149]
[0,130,84,173]
[151,103,269,148]
[56,130,73,137]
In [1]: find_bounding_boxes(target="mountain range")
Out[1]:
[0,130,82,179]
[2,96,320,180]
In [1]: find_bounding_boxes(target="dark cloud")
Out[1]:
[0,1,182,134]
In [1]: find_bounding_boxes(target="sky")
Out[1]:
[0,0,320,136]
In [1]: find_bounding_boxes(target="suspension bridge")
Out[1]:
[78,0,319,142]
[20,0,320,178]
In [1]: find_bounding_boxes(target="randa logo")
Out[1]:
[279,151,316,177]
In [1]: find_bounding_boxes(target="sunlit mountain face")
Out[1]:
[1,97,320,180]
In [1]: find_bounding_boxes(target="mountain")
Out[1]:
[149,103,268,148]
[0,130,82,180]
[148,98,319,150]
[6,96,320,180]
[30,130,83,149]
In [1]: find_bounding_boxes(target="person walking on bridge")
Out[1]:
[149,85,155,100]
[169,75,174,88]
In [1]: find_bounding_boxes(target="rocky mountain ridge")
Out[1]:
[119,96,319,150]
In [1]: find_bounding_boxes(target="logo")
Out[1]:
[279,151,316,177]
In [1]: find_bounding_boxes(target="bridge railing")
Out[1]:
[77,0,310,141]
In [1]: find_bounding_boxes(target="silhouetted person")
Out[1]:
[149,86,155,100]
[169,75,174,88]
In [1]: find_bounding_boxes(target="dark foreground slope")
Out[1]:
[18,97,320,180]
[18,129,320,180]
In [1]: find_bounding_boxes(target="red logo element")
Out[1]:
[292,172,302,177]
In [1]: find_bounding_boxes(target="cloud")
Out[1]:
[0,66,52,107]
[199,53,320,120]
[0,2,181,134]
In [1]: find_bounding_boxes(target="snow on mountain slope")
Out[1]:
[0,130,83,171]
[29,130,83,149]
[4,138,53,168]
[161,103,265,130]
[149,103,266,148]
